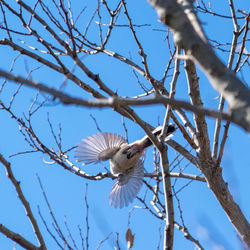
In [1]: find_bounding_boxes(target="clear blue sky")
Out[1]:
[0,0,249,249]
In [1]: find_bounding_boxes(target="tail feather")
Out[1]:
[139,124,176,149]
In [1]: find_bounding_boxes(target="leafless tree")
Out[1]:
[0,0,249,249]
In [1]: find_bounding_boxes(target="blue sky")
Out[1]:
[0,0,249,249]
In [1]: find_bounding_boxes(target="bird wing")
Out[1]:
[74,132,126,164]
[108,157,144,209]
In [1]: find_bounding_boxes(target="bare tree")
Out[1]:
[0,0,249,249]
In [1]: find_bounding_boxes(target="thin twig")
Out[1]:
[174,221,204,250]
[38,206,64,250]
[36,174,73,249]
[96,232,112,250]
[161,46,181,140]
[84,184,90,250]
[212,0,241,160]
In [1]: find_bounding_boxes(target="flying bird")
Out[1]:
[74,125,176,208]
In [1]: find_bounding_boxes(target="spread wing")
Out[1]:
[108,157,144,209]
[74,132,125,164]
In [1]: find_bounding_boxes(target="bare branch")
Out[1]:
[121,0,160,93]
[184,56,211,160]
[0,39,104,98]
[145,172,206,182]
[0,69,238,127]
[0,224,38,250]
[0,154,46,249]
[174,221,204,250]
[96,232,112,250]
[161,46,181,140]
[159,148,174,249]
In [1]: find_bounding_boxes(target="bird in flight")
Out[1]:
[74,125,176,208]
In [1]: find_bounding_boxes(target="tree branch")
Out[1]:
[0,154,46,249]
[148,0,250,132]
[0,69,239,126]
[159,149,174,249]
[0,224,38,250]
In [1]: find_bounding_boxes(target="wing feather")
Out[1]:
[108,157,144,208]
[74,132,125,164]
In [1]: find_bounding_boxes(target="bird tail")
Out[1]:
[138,124,176,149]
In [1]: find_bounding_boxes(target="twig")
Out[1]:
[144,172,206,182]
[121,116,128,142]
[121,0,159,93]
[234,12,250,72]
[36,174,73,249]
[0,38,104,99]
[90,113,102,133]
[174,221,204,250]
[84,184,90,250]
[212,0,241,160]
[38,206,64,250]
[78,225,85,250]
[137,197,164,220]
[157,223,163,250]
[96,232,112,250]
[115,232,121,250]
[161,46,181,140]
[217,120,230,167]
[64,217,78,250]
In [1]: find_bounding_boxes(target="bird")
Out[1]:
[74,124,176,208]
